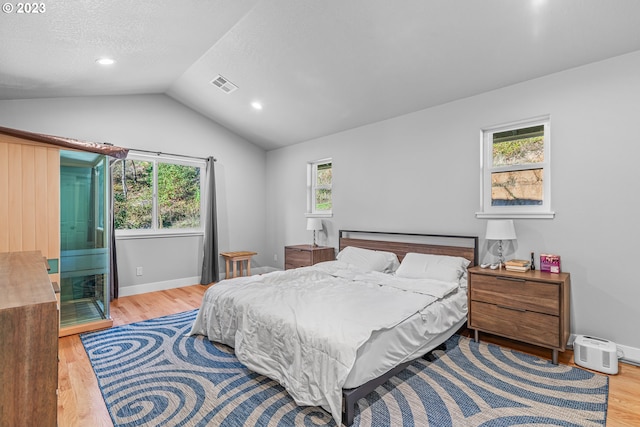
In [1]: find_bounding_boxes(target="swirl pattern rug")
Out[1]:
[81,310,608,426]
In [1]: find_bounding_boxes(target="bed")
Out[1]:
[189,230,478,426]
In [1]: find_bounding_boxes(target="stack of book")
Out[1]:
[504,259,531,272]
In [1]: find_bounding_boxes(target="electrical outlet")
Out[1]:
[136,266,143,276]
[274,254,278,261]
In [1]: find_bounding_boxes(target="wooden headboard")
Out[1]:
[338,230,478,266]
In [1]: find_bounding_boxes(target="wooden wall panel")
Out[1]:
[21,144,37,250]
[7,142,22,251]
[0,137,59,271]
[47,148,60,285]
[34,146,49,255]
[47,148,60,266]
[0,142,8,251]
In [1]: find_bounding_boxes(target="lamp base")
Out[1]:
[498,239,505,266]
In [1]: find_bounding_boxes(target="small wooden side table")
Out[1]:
[220,251,257,279]
[284,245,334,269]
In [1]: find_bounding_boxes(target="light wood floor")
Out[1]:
[58,284,640,427]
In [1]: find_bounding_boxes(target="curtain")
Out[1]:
[109,158,119,300]
[200,157,219,284]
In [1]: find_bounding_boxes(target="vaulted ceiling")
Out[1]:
[2,1,640,150]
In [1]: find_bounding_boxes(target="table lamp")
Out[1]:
[485,219,517,266]
[306,218,322,247]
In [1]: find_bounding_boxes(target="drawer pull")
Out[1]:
[497,276,525,283]
[497,304,527,312]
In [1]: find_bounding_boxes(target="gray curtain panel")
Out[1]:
[200,157,219,284]
[109,158,119,300]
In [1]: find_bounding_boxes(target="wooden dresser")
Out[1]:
[284,245,335,269]
[467,265,570,364]
[0,251,59,427]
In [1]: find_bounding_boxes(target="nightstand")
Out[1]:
[284,245,334,269]
[467,266,571,364]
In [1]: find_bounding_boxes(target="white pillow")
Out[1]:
[459,272,468,288]
[395,253,471,282]
[336,246,400,273]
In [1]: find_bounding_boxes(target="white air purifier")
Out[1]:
[573,335,618,375]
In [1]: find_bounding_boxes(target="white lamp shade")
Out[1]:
[485,220,516,240]
[306,218,322,231]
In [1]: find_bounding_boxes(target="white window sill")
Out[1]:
[305,213,333,218]
[115,230,204,240]
[475,211,555,219]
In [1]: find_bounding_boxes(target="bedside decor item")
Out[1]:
[485,219,517,267]
[504,259,531,272]
[306,217,323,246]
[530,251,536,270]
[540,253,561,273]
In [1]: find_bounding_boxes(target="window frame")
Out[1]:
[113,152,206,238]
[476,116,554,219]
[306,158,333,218]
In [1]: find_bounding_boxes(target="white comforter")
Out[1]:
[189,261,459,426]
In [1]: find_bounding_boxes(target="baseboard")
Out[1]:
[568,333,640,366]
[118,267,282,297]
[222,266,280,279]
[617,344,640,367]
[118,276,202,297]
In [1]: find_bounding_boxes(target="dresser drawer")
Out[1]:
[285,247,312,269]
[470,274,559,316]
[470,301,560,348]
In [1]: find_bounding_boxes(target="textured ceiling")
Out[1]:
[2,0,640,150]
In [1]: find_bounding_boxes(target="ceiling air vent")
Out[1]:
[211,75,238,94]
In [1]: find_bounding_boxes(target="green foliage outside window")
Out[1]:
[315,162,332,211]
[492,136,544,167]
[491,125,545,206]
[112,159,202,231]
[157,163,201,229]
[112,160,153,229]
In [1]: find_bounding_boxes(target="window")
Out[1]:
[112,153,205,234]
[307,158,332,216]
[477,116,554,219]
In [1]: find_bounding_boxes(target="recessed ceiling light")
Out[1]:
[251,101,263,110]
[96,57,115,66]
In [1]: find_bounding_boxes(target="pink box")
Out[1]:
[540,254,561,273]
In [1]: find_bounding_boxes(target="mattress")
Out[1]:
[344,285,467,388]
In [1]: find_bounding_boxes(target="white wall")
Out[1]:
[2,53,638,361]
[0,94,268,293]
[266,51,640,358]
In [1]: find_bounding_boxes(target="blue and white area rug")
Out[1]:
[81,310,608,426]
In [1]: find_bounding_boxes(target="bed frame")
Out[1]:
[338,230,478,426]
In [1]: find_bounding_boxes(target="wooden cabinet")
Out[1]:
[0,135,60,287]
[284,245,334,269]
[0,251,59,427]
[468,266,570,364]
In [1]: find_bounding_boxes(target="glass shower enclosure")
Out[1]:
[59,150,110,331]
